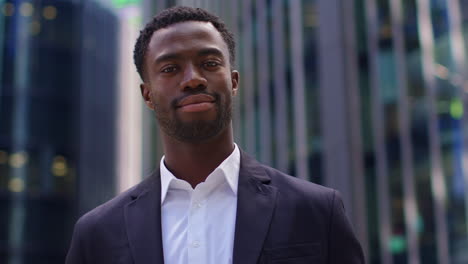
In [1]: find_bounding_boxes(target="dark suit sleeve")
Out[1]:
[328,190,365,264]
[65,218,88,264]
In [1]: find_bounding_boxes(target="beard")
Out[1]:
[154,92,232,143]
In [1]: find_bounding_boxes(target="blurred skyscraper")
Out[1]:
[0,0,132,263]
[1,0,468,264]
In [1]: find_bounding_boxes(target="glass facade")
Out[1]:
[0,0,144,263]
[1,1,81,262]
[1,0,467,263]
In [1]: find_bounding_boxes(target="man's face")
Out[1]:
[141,21,239,142]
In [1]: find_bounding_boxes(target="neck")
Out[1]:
[162,126,235,188]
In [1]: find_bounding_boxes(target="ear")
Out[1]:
[231,70,239,96]
[140,83,155,110]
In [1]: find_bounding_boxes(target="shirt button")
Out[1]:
[192,240,200,248]
[195,202,202,208]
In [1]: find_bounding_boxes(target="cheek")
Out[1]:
[147,89,164,109]
[148,85,175,108]
[219,88,233,108]
[151,94,165,108]
[212,75,233,92]
[223,80,235,98]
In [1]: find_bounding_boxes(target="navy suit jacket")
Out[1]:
[66,151,364,264]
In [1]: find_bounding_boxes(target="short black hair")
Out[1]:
[133,6,236,81]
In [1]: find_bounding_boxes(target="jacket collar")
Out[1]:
[124,150,277,264]
[232,150,277,264]
[124,171,165,264]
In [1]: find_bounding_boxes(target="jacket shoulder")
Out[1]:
[66,175,156,263]
[261,164,335,198]
[75,174,156,230]
[259,163,341,220]
[258,164,365,263]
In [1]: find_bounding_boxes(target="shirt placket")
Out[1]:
[187,184,207,263]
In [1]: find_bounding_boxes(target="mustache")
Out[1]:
[171,91,220,109]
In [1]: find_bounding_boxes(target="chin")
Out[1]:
[177,110,218,122]
[171,118,230,143]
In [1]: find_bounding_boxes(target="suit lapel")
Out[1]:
[233,152,278,264]
[124,171,165,264]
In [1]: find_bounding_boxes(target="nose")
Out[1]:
[180,64,208,91]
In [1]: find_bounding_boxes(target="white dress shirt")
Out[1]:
[160,145,240,264]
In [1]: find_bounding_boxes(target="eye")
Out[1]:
[161,65,177,73]
[203,61,220,69]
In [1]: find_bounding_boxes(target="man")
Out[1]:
[66,6,364,264]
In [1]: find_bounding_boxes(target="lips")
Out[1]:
[176,94,216,113]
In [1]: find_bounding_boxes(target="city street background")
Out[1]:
[0,0,468,263]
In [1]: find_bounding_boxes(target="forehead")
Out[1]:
[147,21,229,61]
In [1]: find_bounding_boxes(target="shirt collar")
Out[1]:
[160,144,240,204]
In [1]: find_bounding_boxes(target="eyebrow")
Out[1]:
[154,53,182,66]
[153,47,225,66]
[197,47,224,59]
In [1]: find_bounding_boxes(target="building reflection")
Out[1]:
[1,0,468,263]
[0,0,121,263]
